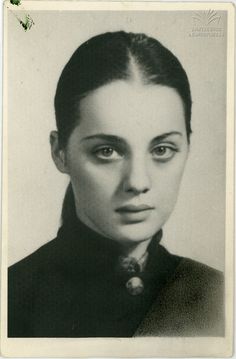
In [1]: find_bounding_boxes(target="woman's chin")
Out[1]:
[111,221,161,244]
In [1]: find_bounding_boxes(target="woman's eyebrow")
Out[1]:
[81,133,126,145]
[151,131,183,144]
[81,131,182,145]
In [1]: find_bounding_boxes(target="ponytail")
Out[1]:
[61,183,77,224]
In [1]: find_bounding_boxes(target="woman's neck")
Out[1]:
[75,209,152,261]
[123,238,152,261]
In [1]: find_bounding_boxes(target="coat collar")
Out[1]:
[56,215,164,276]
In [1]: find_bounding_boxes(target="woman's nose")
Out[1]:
[122,158,151,194]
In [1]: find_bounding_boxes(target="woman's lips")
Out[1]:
[115,205,154,223]
[116,204,154,213]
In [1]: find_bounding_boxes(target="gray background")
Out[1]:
[7,10,226,270]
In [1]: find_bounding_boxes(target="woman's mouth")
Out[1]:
[116,204,154,213]
[115,204,154,223]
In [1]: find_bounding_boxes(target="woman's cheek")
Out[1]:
[72,162,120,201]
[153,167,185,214]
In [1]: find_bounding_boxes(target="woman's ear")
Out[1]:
[50,131,69,174]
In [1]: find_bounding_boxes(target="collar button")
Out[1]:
[126,276,144,295]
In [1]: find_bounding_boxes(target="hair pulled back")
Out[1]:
[54,31,192,149]
[54,31,192,224]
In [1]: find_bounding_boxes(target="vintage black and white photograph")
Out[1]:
[1,1,234,357]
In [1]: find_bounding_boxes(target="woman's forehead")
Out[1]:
[75,80,186,140]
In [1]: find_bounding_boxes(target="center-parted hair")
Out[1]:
[54,31,192,149]
[54,31,192,223]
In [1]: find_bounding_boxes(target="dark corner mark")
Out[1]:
[10,0,21,5]
[8,0,35,32]
[17,14,35,31]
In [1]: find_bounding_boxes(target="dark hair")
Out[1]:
[54,31,192,223]
[55,31,192,149]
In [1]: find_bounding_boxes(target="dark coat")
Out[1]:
[134,258,224,336]
[8,219,224,338]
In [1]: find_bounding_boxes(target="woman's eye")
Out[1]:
[94,147,122,160]
[151,145,177,161]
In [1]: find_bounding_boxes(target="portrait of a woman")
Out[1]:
[8,31,224,338]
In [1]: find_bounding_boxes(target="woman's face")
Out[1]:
[63,81,189,245]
